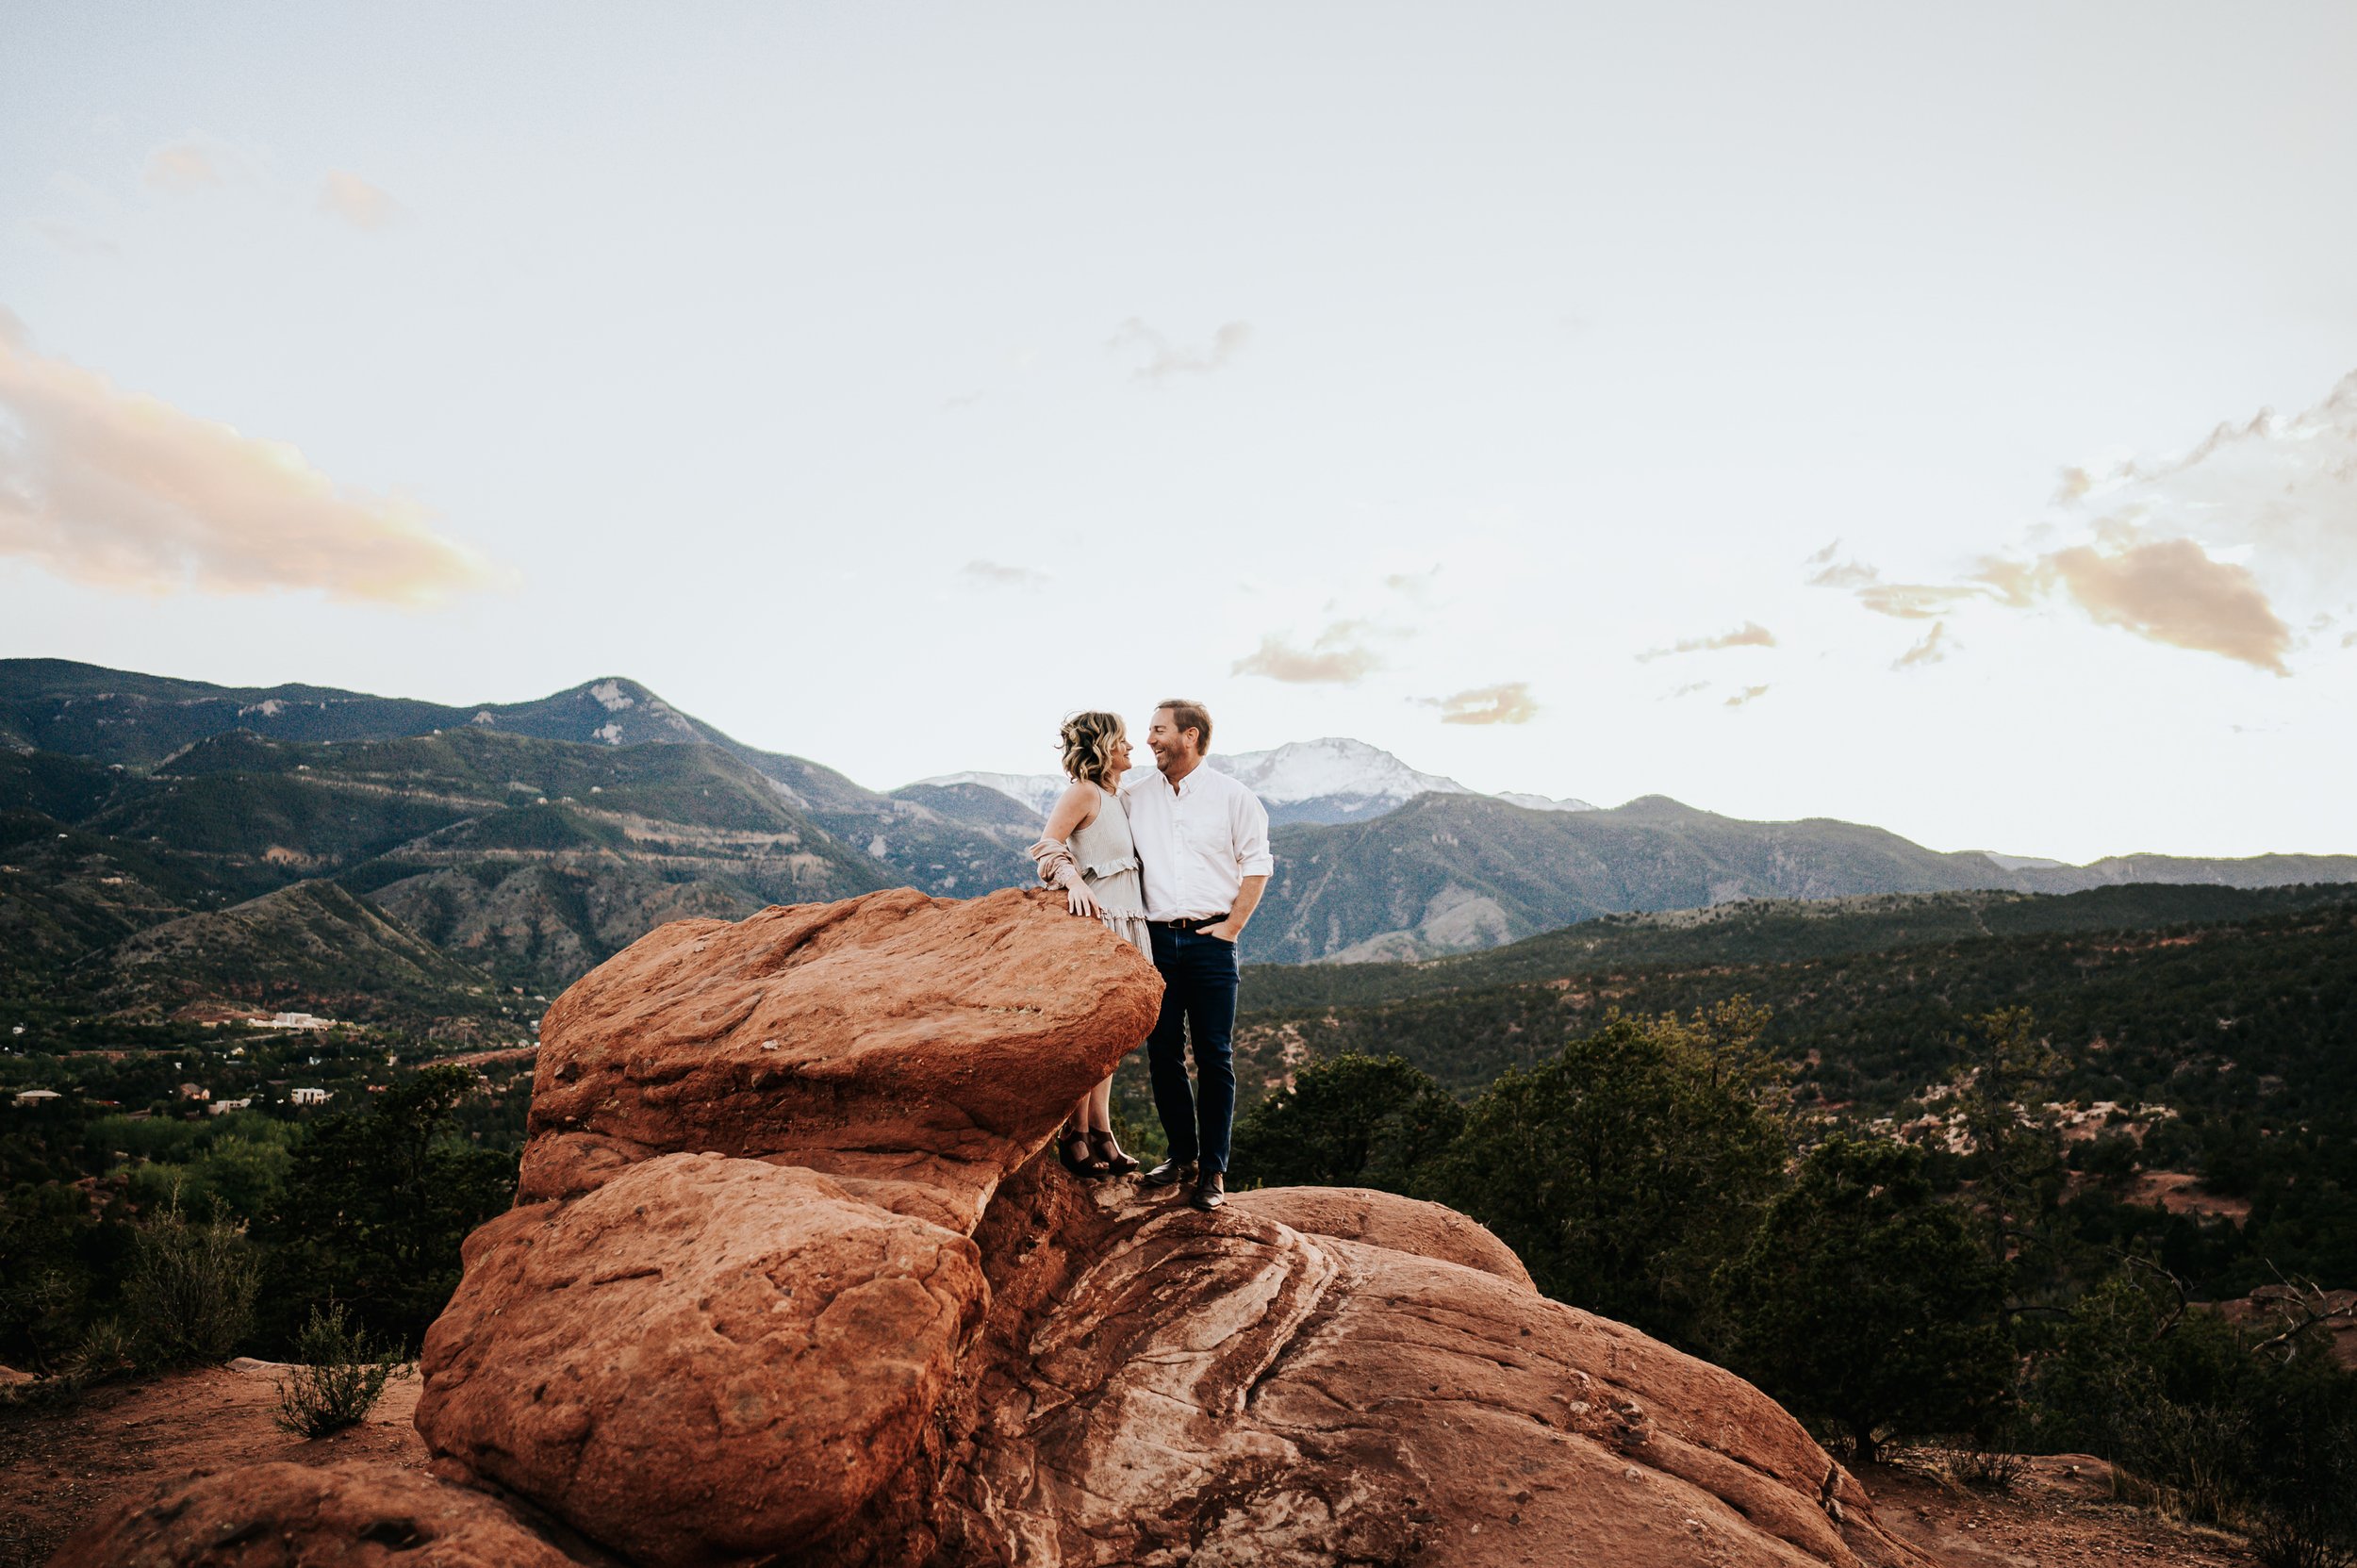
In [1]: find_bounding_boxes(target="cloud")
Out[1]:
[1110,318,1252,380]
[1893,621,1950,670]
[142,140,225,190]
[1805,546,1980,619]
[1233,619,1383,685]
[1804,540,1878,590]
[1666,681,1710,699]
[1421,682,1539,725]
[1638,619,1777,661]
[2029,536,2288,674]
[0,316,501,607]
[32,220,120,259]
[319,170,406,231]
[962,558,1047,588]
[1722,685,1770,708]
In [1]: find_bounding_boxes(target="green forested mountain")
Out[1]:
[1255,793,2357,962]
[1243,883,2357,1013]
[0,659,1031,900]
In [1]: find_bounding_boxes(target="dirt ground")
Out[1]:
[0,1370,2266,1568]
[1867,1451,2261,1568]
[0,1362,427,1568]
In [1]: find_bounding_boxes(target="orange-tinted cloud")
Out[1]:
[319,170,406,231]
[2041,537,2289,674]
[1722,684,1770,708]
[1893,621,1950,669]
[143,140,224,190]
[1233,619,1382,685]
[1422,682,1539,725]
[0,316,502,607]
[1638,619,1776,661]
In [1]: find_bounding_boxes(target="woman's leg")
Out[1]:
[1087,1073,1114,1131]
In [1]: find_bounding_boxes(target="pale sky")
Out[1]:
[4,3,2354,863]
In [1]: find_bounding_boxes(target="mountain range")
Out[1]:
[5,658,2354,1021]
[907,735,1595,825]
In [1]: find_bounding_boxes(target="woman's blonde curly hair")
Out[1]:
[1058,710,1127,788]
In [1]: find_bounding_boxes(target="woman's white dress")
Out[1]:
[1032,783,1150,953]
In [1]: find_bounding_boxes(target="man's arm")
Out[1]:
[1209,784,1274,943]
[1211,874,1267,944]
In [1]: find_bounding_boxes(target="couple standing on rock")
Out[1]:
[1028,698,1273,1213]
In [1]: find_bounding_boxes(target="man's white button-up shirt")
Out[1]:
[1121,765,1274,922]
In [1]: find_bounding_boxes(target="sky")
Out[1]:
[3,3,2353,863]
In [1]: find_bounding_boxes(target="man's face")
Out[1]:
[1146,708,1200,772]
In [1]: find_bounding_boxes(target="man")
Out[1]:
[1123,698,1272,1211]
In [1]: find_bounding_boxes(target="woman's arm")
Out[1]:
[1029,781,1104,917]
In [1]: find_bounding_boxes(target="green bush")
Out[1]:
[65,1315,140,1386]
[1718,1137,2011,1462]
[273,1303,405,1439]
[124,1197,260,1364]
[1230,1053,1464,1191]
[1423,1002,1787,1345]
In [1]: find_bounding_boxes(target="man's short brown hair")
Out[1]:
[1154,699,1212,754]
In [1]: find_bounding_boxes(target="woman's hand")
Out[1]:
[1064,879,1103,919]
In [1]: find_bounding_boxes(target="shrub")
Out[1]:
[1718,1137,2012,1462]
[273,1303,405,1439]
[1425,1002,1787,1345]
[1230,1053,1464,1191]
[65,1315,140,1386]
[124,1197,260,1364]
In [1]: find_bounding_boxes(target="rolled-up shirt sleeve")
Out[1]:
[1232,784,1274,878]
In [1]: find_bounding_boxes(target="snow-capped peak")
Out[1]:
[908,737,1591,825]
[1495,790,1598,813]
[1213,737,1474,805]
[909,770,1070,818]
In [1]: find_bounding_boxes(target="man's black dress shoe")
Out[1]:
[1141,1157,1197,1189]
[1189,1170,1227,1211]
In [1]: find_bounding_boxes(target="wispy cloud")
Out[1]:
[0,310,501,607]
[1233,619,1383,685]
[1722,685,1770,708]
[31,220,119,259]
[319,170,406,231]
[1982,534,2289,675]
[962,559,1047,589]
[1667,680,1710,699]
[1807,373,2353,673]
[1421,682,1539,725]
[1110,318,1252,380]
[1893,621,1951,670]
[142,140,227,190]
[1638,619,1777,661]
[1805,544,1978,619]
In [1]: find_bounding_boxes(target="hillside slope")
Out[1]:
[1251,793,2357,962]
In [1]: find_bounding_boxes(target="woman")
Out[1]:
[1028,710,1149,1177]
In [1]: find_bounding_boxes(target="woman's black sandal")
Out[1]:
[1089,1129,1141,1175]
[1059,1125,1111,1177]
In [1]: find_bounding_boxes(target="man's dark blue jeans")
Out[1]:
[1146,925,1239,1174]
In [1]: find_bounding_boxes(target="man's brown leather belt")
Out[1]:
[1151,914,1230,932]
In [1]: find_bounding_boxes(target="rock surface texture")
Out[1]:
[60,884,1930,1568]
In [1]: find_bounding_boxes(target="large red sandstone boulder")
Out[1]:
[47,1460,581,1567]
[1228,1184,1536,1290]
[415,1154,986,1568]
[517,886,1162,1230]
[938,1186,1916,1567]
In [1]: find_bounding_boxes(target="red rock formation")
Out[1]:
[48,1461,582,1567]
[67,886,1932,1568]
[517,886,1161,1231]
[415,1155,987,1567]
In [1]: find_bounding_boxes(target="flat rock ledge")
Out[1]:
[57,887,1927,1568]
